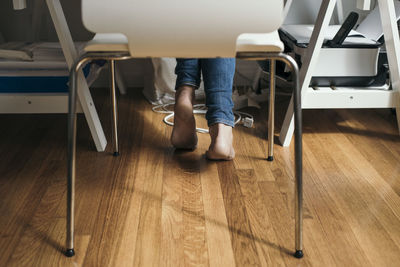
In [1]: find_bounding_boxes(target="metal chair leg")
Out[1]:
[109,59,119,157]
[266,53,302,258]
[66,52,300,258]
[66,62,79,258]
[292,59,303,259]
[280,55,303,259]
[238,52,303,257]
[267,59,276,161]
[65,52,130,257]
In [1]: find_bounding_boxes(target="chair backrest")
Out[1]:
[82,0,283,58]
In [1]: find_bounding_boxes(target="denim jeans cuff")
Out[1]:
[208,118,235,128]
[175,80,200,90]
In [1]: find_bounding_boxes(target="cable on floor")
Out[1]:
[152,103,254,133]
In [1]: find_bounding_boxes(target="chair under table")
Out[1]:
[66,0,303,258]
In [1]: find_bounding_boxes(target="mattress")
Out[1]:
[0,42,102,92]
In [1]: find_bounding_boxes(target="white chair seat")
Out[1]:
[236,32,284,52]
[85,32,284,53]
[85,33,129,52]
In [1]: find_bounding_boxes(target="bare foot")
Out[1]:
[206,123,235,160]
[171,86,198,150]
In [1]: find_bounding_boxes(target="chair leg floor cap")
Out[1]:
[65,249,75,257]
[294,250,304,258]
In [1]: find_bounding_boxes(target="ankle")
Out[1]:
[207,124,235,160]
[210,123,232,134]
[175,86,195,105]
[209,123,233,143]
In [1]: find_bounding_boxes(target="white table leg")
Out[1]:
[336,0,344,23]
[378,0,400,133]
[284,0,294,19]
[358,0,372,10]
[46,0,107,152]
[279,0,337,146]
[29,0,45,42]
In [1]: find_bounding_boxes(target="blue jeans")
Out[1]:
[175,58,236,127]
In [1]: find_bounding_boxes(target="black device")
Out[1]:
[327,12,359,47]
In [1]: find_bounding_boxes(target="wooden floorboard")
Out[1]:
[1,88,400,266]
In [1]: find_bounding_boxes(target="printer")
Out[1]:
[278,2,400,87]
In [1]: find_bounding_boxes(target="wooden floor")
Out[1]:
[1,88,400,267]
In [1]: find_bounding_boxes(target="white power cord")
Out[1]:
[152,103,254,133]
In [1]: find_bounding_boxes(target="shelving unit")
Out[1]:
[279,0,400,146]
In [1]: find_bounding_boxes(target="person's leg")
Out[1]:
[171,59,201,149]
[200,58,236,160]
